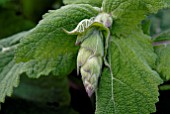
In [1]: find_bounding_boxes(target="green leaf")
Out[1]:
[63,0,102,7]
[0,31,29,106]
[102,0,167,36]
[142,19,151,35]
[0,31,28,49]
[20,57,77,78]
[0,30,73,108]
[0,50,22,103]
[159,84,170,91]
[0,31,75,111]
[0,10,35,39]
[15,4,98,77]
[96,28,162,114]
[153,29,170,42]
[14,75,70,106]
[0,0,8,6]
[153,30,170,81]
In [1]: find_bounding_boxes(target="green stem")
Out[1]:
[152,40,170,46]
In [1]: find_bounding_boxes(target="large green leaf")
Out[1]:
[96,28,162,114]
[15,4,98,77]
[13,75,70,106]
[63,0,102,7]
[102,0,167,36]
[0,31,74,111]
[0,49,22,104]
[0,31,28,48]
[153,30,170,81]
[0,31,29,106]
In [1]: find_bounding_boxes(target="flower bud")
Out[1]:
[64,13,113,97]
[75,28,95,45]
[81,57,102,96]
[77,47,92,75]
[77,28,104,97]
[95,13,113,28]
[81,29,104,56]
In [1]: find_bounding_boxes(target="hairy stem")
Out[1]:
[152,40,170,46]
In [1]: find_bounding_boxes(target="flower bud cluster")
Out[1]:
[64,12,113,97]
[77,28,104,96]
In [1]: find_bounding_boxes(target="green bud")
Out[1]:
[81,57,102,96]
[82,56,102,75]
[77,28,104,96]
[64,12,113,97]
[75,28,95,45]
[81,51,103,96]
[81,29,104,56]
[95,13,113,28]
[77,47,92,75]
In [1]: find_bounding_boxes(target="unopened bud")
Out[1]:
[81,29,104,56]
[76,27,104,96]
[81,56,102,96]
[95,13,113,28]
[77,48,92,75]
[75,28,95,45]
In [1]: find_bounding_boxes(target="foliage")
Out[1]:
[0,0,170,114]
[153,29,170,81]
[0,10,35,39]
[63,0,102,7]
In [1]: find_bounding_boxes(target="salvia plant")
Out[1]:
[0,0,170,114]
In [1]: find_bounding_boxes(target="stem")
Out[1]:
[152,40,170,46]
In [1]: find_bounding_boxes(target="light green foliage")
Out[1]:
[96,28,163,114]
[0,31,74,108]
[102,0,167,36]
[0,31,29,48]
[154,30,170,81]
[0,49,22,103]
[63,0,102,7]
[20,57,77,78]
[0,32,29,106]
[15,4,98,77]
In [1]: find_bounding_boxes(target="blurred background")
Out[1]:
[0,0,170,114]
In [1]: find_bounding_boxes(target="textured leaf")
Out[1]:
[0,31,30,106]
[20,56,77,78]
[102,0,167,36]
[0,31,28,49]
[63,0,102,7]
[96,28,162,114]
[15,4,98,77]
[0,49,22,103]
[153,30,170,81]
